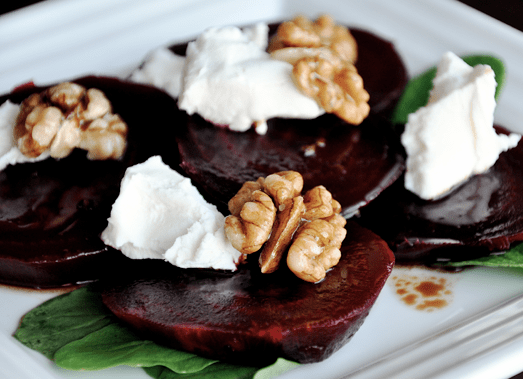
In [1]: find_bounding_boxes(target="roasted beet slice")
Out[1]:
[170,24,407,216]
[350,28,408,117]
[357,126,523,263]
[177,113,405,217]
[101,222,395,365]
[0,77,180,288]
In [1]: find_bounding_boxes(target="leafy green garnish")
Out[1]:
[14,285,298,379]
[253,358,301,379]
[443,243,523,269]
[144,363,258,379]
[13,285,113,359]
[54,323,217,372]
[391,55,506,125]
[142,358,299,379]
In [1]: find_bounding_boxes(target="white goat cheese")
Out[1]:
[401,52,520,200]
[178,24,324,133]
[129,23,270,100]
[101,156,242,271]
[130,47,186,98]
[0,100,50,172]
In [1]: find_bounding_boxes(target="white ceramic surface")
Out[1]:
[1,1,523,378]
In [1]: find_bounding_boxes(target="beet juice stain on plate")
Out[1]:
[389,266,458,312]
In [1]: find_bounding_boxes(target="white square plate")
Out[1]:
[1,1,523,378]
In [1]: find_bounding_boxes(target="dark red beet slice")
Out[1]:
[350,28,408,117]
[357,126,523,263]
[0,77,180,288]
[101,222,395,365]
[177,113,405,217]
[169,24,407,216]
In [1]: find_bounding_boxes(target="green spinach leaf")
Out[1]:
[142,358,299,379]
[54,323,217,372]
[13,285,299,378]
[253,358,301,379]
[13,285,113,359]
[444,243,523,269]
[144,363,258,379]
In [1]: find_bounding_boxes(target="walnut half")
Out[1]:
[225,170,348,282]
[268,14,358,65]
[270,14,370,125]
[224,190,277,254]
[262,171,303,210]
[292,56,370,125]
[287,218,345,283]
[259,196,305,274]
[14,82,128,161]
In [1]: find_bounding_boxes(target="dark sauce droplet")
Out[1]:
[390,267,456,312]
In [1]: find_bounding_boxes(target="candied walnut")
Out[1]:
[228,177,265,216]
[224,190,276,254]
[262,171,303,210]
[13,82,128,161]
[259,196,305,274]
[269,14,358,64]
[293,56,370,125]
[287,219,342,283]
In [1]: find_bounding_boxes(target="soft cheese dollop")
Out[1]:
[0,100,50,171]
[178,24,324,134]
[402,52,521,200]
[130,48,186,97]
[101,156,242,271]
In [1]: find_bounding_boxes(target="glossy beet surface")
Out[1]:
[1,23,407,287]
[350,28,409,116]
[169,25,408,216]
[177,113,405,217]
[0,77,179,288]
[357,127,523,263]
[101,222,395,365]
